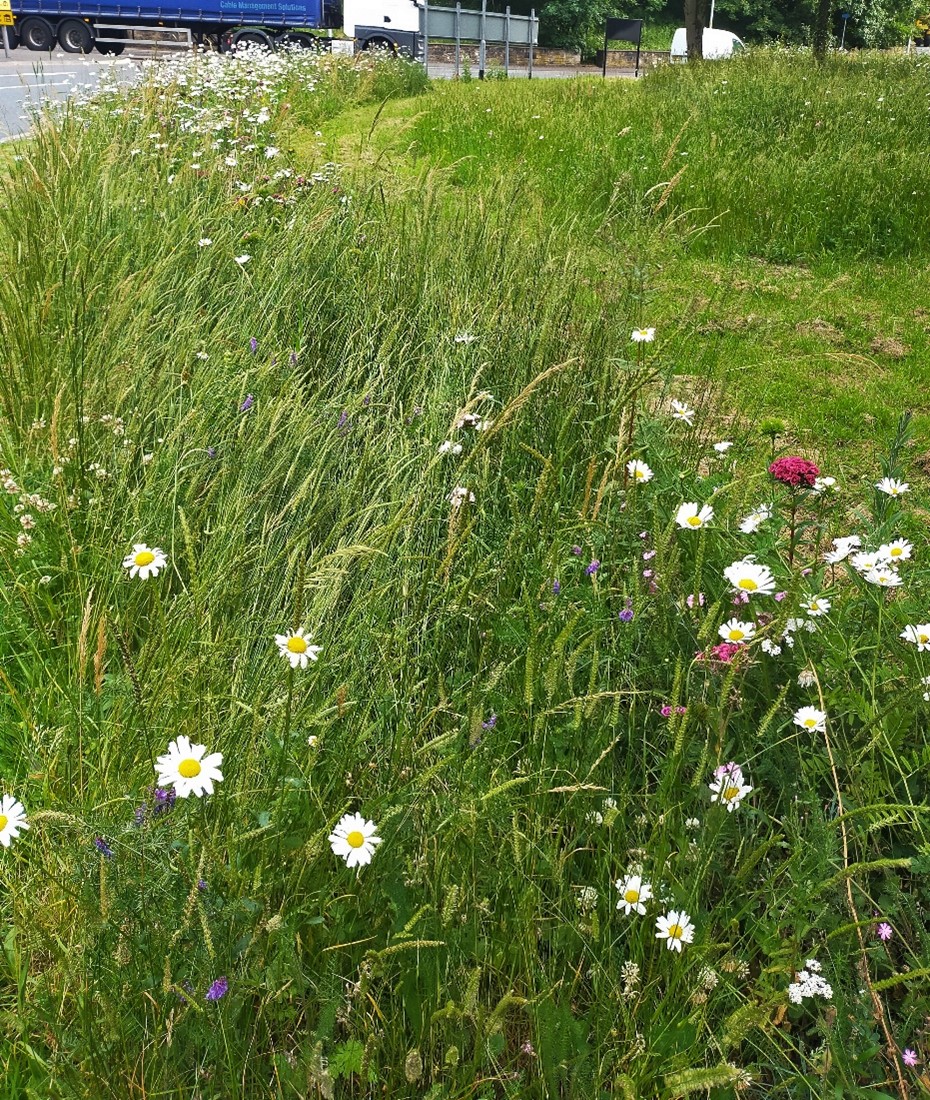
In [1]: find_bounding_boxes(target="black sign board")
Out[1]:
[603,17,643,77]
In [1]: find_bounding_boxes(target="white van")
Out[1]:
[670,27,745,61]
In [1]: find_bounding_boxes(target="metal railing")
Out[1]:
[421,0,537,78]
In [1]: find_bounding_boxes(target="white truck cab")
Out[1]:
[670,27,745,60]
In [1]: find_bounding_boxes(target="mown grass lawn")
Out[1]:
[1,47,930,1100]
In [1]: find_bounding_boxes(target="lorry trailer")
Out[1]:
[6,0,536,61]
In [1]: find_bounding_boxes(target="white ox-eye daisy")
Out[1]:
[329,811,381,868]
[800,596,831,617]
[155,735,223,798]
[123,543,167,580]
[675,502,713,530]
[864,566,902,588]
[630,327,655,343]
[275,628,322,670]
[670,399,695,426]
[718,618,755,643]
[793,706,826,733]
[626,459,654,483]
[655,910,695,952]
[823,535,861,564]
[876,477,909,497]
[723,558,776,596]
[713,441,733,453]
[812,476,837,493]
[901,625,930,651]
[0,793,29,848]
[851,551,881,573]
[709,767,753,812]
[615,873,652,915]
[878,539,912,563]
[739,504,771,533]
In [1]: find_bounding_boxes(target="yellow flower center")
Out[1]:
[0,814,7,831]
[723,786,740,801]
[635,469,645,479]
[287,636,308,654]
[178,758,201,779]
[686,515,702,527]
[668,924,683,940]
[810,602,819,611]
[891,548,902,557]
[346,830,365,848]
[728,629,744,641]
[920,634,929,644]
[624,889,640,904]
[803,718,817,728]
[134,551,155,567]
[738,578,758,591]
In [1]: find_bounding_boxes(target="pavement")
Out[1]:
[0,52,141,139]
[0,48,635,139]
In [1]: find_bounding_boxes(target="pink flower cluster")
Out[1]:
[769,456,820,488]
[696,642,745,665]
[660,705,688,717]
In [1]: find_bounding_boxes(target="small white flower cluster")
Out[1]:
[787,958,832,1004]
[824,533,913,588]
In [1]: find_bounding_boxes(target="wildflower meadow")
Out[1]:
[1,42,930,1099]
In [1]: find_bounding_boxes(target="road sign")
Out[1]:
[0,2,12,12]
[0,12,14,25]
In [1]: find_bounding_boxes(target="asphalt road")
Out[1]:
[0,48,634,138]
[0,52,141,139]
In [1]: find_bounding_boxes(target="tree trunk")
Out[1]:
[684,0,703,59]
[812,0,831,59]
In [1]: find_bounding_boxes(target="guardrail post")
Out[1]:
[455,1,461,77]
[528,8,534,78]
[422,2,429,72]
[479,0,486,78]
[504,5,510,73]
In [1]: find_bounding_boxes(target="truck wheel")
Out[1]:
[362,35,396,52]
[278,32,315,48]
[19,17,55,51]
[231,29,273,49]
[58,19,94,52]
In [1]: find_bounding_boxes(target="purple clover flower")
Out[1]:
[249,337,258,354]
[94,836,114,859]
[481,713,497,730]
[198,879,208,891]
[206,977,229,1002]
[618,607,634,622]
[152,787,177,817]
[206,446,217,459]
[586,560,601,576]
[552,579,561,595]
[240,394,254,413]
[571,545,582,556]
[289,350,299,367]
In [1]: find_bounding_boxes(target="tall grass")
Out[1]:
[0,48,928,1099]
[407,50,930,260]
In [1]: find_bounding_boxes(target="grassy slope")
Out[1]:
[308,57,930,476]
[3,51,930,1099]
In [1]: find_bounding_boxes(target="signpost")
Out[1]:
[602,17,643,78]
[0,0,12,60]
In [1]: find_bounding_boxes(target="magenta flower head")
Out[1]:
[769,456,820,488]
[877,922,893,942]
[660,705,673,717]
[206,977,229,1002]
[902,1049,919,1068]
